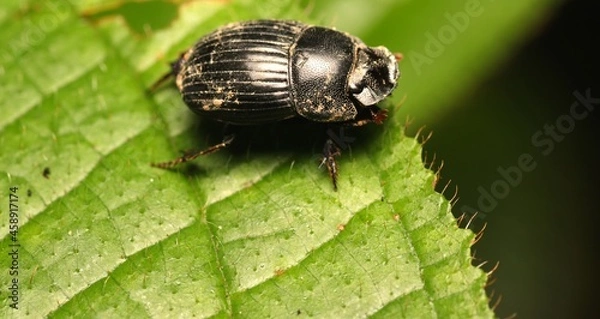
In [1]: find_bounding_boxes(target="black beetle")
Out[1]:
[151,20,400,190]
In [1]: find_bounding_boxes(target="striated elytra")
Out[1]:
[151,19,401,190]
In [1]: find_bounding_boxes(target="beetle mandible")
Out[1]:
[151,19,401,190]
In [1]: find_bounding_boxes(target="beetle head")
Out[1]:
[348,45,399,107]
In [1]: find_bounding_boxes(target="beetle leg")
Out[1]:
[372,108,388,125]
[345,108,388,127]
[151,134,235,169]
[149,70,174,92]
[321,139,342,191]
[149,52,186,92]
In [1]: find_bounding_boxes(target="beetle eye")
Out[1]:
[349,46,399,106]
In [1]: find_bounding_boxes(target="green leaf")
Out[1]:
[0,0,556,317]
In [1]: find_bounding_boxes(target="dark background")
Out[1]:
[422,0,599,317]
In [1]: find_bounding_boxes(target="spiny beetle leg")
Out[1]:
[151,134,235,169]
[321,138,342,191]
[372,109,388,125]
[149,70,174,92]
[149,53,186,92]
[347,108,388,127]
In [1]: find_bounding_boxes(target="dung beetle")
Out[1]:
[151,19,400,190]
